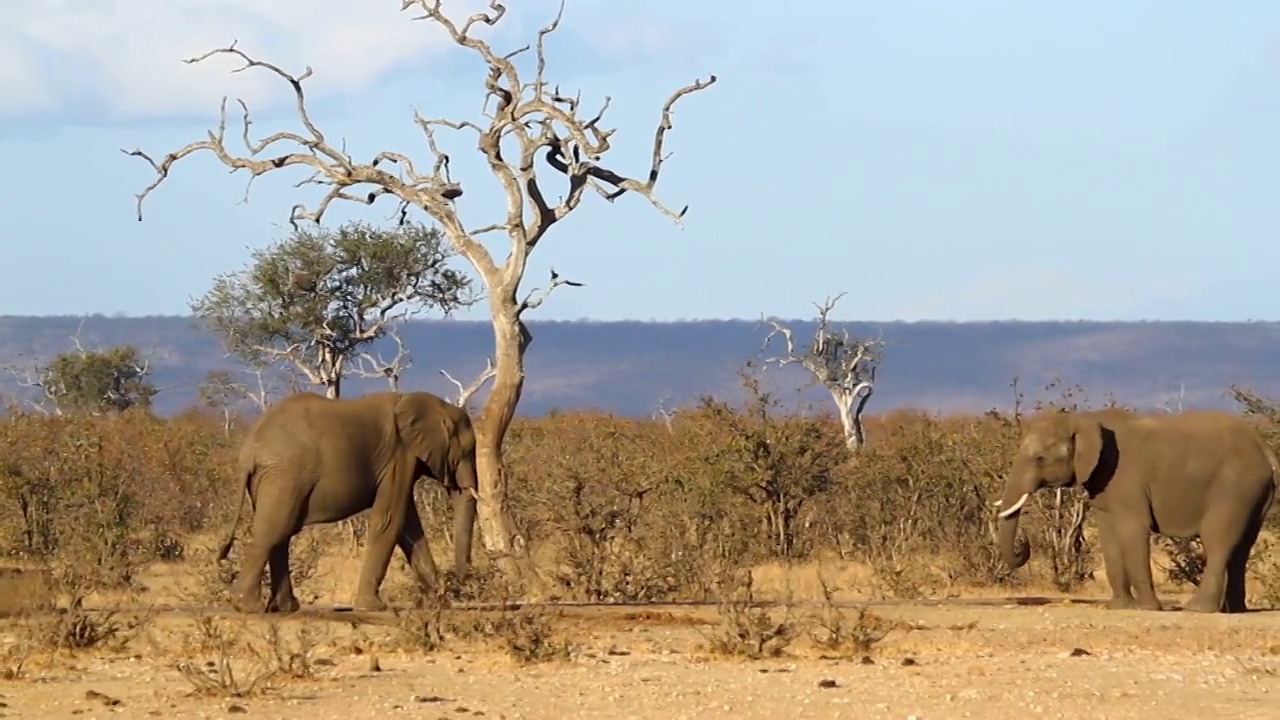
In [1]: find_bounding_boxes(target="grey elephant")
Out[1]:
[217,390,479,613]
[995,407,1277,613]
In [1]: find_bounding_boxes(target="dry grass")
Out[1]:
[2,379,1280,715]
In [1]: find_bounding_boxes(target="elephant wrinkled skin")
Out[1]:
[217,390,479,614]
[996,408,1277,613]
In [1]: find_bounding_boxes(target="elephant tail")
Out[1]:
[217,464,254,563]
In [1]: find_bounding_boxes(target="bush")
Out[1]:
[3,378,1276,608]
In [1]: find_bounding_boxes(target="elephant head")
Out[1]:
[394,392,479,582]
[996,410,1108,569]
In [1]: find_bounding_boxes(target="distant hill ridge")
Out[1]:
[1,315,1278,417]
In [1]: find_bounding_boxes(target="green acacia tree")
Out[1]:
[34,344,157,414]
[190,220,475,399]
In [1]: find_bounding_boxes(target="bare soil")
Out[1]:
[3,558,1280,720]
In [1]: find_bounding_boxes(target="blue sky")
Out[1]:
[1,0,1277,323]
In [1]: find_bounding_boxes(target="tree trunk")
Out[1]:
[472,303,537,589]
[833,387,871,452]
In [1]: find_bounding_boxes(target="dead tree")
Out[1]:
[440,357,497,413]
[652,397,680,432]
[122,1,715,584]
[351,324,414,391]
[761,293,886,451]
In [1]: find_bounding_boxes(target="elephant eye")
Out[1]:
[1034,454,1046,466]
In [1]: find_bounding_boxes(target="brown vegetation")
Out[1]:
[3,375,1278,616]
[3,377,1280,715]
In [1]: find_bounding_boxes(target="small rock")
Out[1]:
[859,656,875,665]
[817,679,839,689]
[368,655,382,672]
[900,657,918,666]
[85,690,122,706]
[414,695,449,703]
[1067,647,1091,657]
[227,704,248,714]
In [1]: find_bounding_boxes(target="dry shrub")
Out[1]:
[805,577,895,658]
[0,408,239,598]
[173,614,329,698]
[393,602,570,664]
[703,573,799,660]
[8,371,1276,616]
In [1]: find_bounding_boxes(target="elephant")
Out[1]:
[995,407,1277,613]
[216,390,479,613]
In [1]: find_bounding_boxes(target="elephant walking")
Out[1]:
[217,390,479,613]
[995,408,1277,613]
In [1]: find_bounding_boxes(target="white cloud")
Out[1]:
[0,37,50,115]
[0,0,506,119]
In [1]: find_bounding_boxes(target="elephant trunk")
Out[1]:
[450,487,477,581]
[996,469,1036,570]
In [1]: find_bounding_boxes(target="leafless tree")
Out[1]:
[440,357,497,413]
[1157,381,1187,414]
[760,293,886,452]
[123,0,715,584]
[351,323,414,391]
[652,397,680,432]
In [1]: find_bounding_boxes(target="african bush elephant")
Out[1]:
[217,390,479,613]
[995,408,1277,613]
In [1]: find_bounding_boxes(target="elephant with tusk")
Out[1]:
[995,407,1277,613]
[217,390,479,614]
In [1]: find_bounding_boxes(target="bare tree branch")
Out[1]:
[4,319,159,415]
[1157,381,1187,414]
[440,357,497,411]
[519,267,584,315]
[759,293,887,452]
[351,325,414,391]
[6,360,59,415]
[652,396,680,433]
[123,0,715,585]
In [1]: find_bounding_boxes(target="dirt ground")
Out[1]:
[3,558,1280,719]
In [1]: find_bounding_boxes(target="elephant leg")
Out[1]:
[1186,502,1256,613]
[352,499,407,612]
[1215,504,1265,613]
[231,480,305,614]
[230,539,271,613]
[1105,515,1167,609]
[1184,545,1231,613]
[396,501,442,599]
[1098,518,1136,609]
[1121,517,1162,607]
[265,540,300,614]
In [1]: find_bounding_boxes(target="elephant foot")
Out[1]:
[353,593,388,612]
[1182,596,1225,614]
[229,591,265,614]
[267,593,301,614]
[1106,595,1163,611]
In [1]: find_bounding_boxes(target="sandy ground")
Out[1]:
[3,596,1280,719]
[3,552,1280,720]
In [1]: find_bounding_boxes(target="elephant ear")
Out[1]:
[394,394,454,483]
[1070,414,1103,486]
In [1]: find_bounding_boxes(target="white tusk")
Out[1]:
[468,487,479,501]
[997,492,1030,519]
